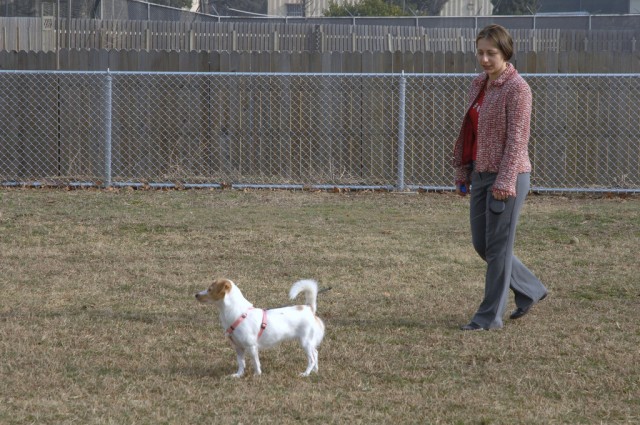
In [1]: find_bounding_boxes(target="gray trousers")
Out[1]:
[469,171,547,329]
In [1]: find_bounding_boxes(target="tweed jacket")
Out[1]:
[453,63,532,197]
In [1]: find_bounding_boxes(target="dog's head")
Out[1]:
[195,278,233,304]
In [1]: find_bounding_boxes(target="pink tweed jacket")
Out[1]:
[453,63,532,198]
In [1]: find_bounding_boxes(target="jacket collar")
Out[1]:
[472,62,517,89]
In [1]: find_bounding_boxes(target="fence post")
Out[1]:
[396,72,406,191]
[351,27,356,52]
[104,69,112,188]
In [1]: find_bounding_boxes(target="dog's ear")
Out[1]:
[210,278,233,300]
[219,279,233,294]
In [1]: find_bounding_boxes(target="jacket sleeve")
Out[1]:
[455,165,471,186]
[493,81,532,197]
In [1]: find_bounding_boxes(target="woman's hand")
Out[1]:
[491,189,509,201]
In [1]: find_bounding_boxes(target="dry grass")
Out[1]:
[0,188,638,424]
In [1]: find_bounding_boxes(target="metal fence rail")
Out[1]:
[0,70,638,193]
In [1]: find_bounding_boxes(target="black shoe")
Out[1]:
[460,322,487,331]
[510,293,547,320]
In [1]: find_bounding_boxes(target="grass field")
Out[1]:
[1,188,638,424]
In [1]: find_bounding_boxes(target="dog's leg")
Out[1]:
[229,339,246,378]
[300,344,317,377]
[313,349,319,373]
[233,351,246,378]
[247,345,262,376]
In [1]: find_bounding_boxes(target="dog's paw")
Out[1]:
[299,372,311,377]
[229,373,244,378]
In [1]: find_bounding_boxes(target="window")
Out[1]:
[286,3,304,16]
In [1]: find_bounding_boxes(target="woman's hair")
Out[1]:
[476,24,514,60]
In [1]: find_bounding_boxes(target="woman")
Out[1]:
[452,24,547,331]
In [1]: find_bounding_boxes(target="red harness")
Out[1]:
[225,307,267,339]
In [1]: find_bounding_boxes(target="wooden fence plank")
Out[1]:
[331,51,342,72]
[452,51,465,73]
[537,51,557,74]
[343,51,360,73]
[464,51,477,73]
[307,51,321,73]
[207,51,220,72]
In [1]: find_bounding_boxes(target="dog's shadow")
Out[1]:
[179,363,232,379]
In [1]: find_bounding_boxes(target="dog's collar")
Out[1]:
[225,307,267,338]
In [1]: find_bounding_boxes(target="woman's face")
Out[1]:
[476,38,507,81]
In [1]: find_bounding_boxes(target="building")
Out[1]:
[538,0,640,14]
[268,0,335,17]
[268,0,492,17]
[439,0,492,16]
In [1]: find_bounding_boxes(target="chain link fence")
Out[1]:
[0,70,638,193]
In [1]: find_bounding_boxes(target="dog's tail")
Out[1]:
[289,279,319,314]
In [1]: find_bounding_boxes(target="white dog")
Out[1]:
[195,278,325,377]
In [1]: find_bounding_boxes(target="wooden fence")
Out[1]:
[2,48,639,73]
[1,17,639,54]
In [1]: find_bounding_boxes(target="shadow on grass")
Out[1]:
[170,364,232,379]
[0,306,210,325]
[327,314,465,331]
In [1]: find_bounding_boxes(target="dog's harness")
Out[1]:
[225,307,267,339]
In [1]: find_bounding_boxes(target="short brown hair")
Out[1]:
[476,24,514,60]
